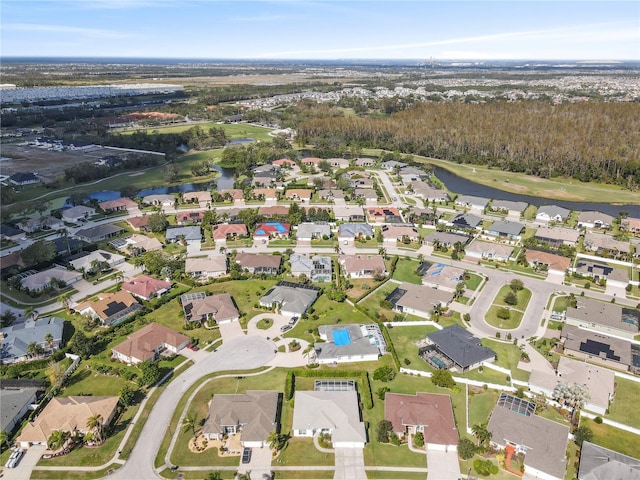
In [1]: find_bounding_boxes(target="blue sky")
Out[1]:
[2,1,639,60]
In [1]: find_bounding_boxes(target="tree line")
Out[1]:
[295,101,640,189]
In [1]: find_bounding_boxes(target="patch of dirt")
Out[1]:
[542,189,583,200]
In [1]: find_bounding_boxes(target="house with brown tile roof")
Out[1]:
[284,189,313,202]
[339,255,386,279]
[384,393,458,450]
[219,189,245,201]
[126,216,150,232]
[98,197,138,213]
[273,158,297,168]
[258,205,290,217]
[185,255,227,280]
[121,275,171,301]
[182,191,212,206]
[112,322,189,364]
[176,210,204,225]
[621,217,640,234]
[17,396,119,448]
[367,207,401,223]
[235,253,282,276]
[301,157,323,166]
[387,282,453,319]
[73,290,141,326]
[212,223,248,240]
[583,231,631,257]
[525,249,571,274]
[381,224,419,244]
[181,292,239,324]
[252,188,278,201]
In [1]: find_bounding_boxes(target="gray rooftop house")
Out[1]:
[449,213,483,230]
[489,200,528,216]
[577,211,614,230]
[315,324,386,364]
[422,324,496,372]
[565,297,638,339]
[455,195,490,211]
[487,400,569,480]
[0,380,45,433]
[296,222,331,241]
[290,254,332,282]
[578,441,640,480]
[165,226,202,244]
[485,220,524,240]
[74,224,124,243]
[536,205,571,223]
[423,231,469,247]
[259,282,319,317]
[338,223,374,240]
[560,325,637,374]
[0,317,64,364]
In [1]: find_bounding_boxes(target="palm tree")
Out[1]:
[182,411,199,438]
[44,333,54,351]
[58,292,71,312]
[86,414,104,444]
[23,307,39,322]
[47,430,70,451]
[378,247,387,258]
[27,342,39,359]
[0,429,8,450]
[471,423,492,448]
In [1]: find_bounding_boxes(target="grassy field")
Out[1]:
[581,418,640,458]
[120,122,274,142]
[485,305,524,330]
[607,377,640,429]
[392,258,422,284]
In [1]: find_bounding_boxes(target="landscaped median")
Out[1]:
[484,280,532,331]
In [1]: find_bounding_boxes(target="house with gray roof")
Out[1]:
[578,441,640,480]
[387,282,453,319]
[423,231,469,248]
[560,325,637,374]
[339,255,386,279]
[454,195,490,211]
[317,189,345,201]
[315,324,386,364]
[61,205,95,224]
[577,211,614,230]
[1,380,45,433]
[422,324,496,372]
[259,282,319,317]
[235,253,281,276]
[165,226,201,244]
[74,224,124,243]
[487,400,569,480]
[141,194,175,207]
[381,161,407,170]
[411,182,449,202]
[68,249,126,273]
[489,200,528,217]
[202,391,279,448]
[9,172,39,186]
[449,213,483,230]
[565,297,639,339]
[20,266,83,292]
[296,222,331,241]
[465,240,514,262]
[485,220,524,242]
[338,223,374,241]
[290,254,332,282]
[293,390,367,448]
[583,231,631,258]
[0,317,64,364]
[535,205,571,223]
[534,226,580,248]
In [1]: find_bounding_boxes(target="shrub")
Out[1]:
[594,416,603,424]
[377,419,393,443]
[413,431,424,448]
[373,365,396,382]
[377,386,390,401]
[474,458,498,476]
[458,438,476,460]
[431,370,456,389]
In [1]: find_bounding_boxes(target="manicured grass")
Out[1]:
[392,258,422,284]
[468,389,500,428]
[366,472,426,479]
[387,324,439,369]
[493,285,533,310]
[607,378,640,429]
[485,305,524,330]
[356,282,399,319]
[270,470,334,479]
[480,339,524,371]
[256,317,274,329]
[464,273,483,291]
[354,237,381,249]
[121,122,274,142]
[549,295,570,313]
[31,464,121,479]
[459,456,520,480]
[581,418,640,458]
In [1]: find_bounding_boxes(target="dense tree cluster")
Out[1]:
[296,101,640,188]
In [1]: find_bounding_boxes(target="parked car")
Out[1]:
[5,449,24,468]
[289,316,299,325]
[280,324,292,333]
[242,447,252,464]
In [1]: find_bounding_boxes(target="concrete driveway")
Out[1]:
[334,448,366,480]
[246,313,291,338]
[426,449,460,480]
[239,445,273,480]
[218,321,245,341]
[3,445,45,480]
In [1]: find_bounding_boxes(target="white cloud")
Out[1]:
[3,23,137,40]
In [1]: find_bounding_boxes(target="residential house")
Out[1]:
[351,178,374,189]
[354,157,375,167]
[583,232,631,258]
[487,396,569,480]
[18,216,64,233]
[68,250,125,273]
[465,240,514,262]
[529,356,614,415]
[75,224,124,243]
[386,282,453,319]
[565,297,639,339]
[406,206,440,226]
[534,226,580,248]
[422,324,496,372]
[122,275,171,301]
[423,231,469,248]
[185,255,227,280]
[126,216,150,232]
[326,158,350,169]
[315,324,386,364]
[621,217,640,235]
[259,282,319,317]
[20,266,82,292]
[253,222,290,241]
[307,174,335,189]
[489,200,528,217]
[0,251,25,276]
[560,325,638,374]
[0,224,23,242]
[73,290,142,326]
[251,171,276,187]
[353,189,378,203]
[535,205,571,223]
[384,393,458,451]
[212,223,248,240]
[61,205,95,224]
[293,390,366,448]
[181,292,239,324]
[182,191,212,207]
[448,213,483,230]
[525,249,571,275]
[284,189,313,202]
[165,226,201,244]
[381,224,419,244]
[339,255,386,278]
[119,234,162,255]
[252,188,278,201]
[577,211,614,230]
[0,380,45,433]
[572,259,628,288]
[111,322,189,364]
[381,160,406,170]
[9,172,39,186]
[419,262,465,292]
[333,205,365,222]
[289,254,332,282]
[202,391,279,448]
[367,207,401,223]
[454,195,490,212]
[98,197,138,214]
[235,253,282,276]
[176,211,204,225]
[142,194,175,208]
[295,222,331,241]
[273,158,297,168]
[258,205,289,218]
[17,396,120,448]
[317,189,345,202]
[301,157,323,168]
[411,183,449,203]
[578,442,640,480]
[219,189,245,202]
[0,317,64,364]
[484,220,524,242]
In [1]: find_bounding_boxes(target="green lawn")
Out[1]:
[493,285,533,310]
[480,339,524,371]
[464,273,484,291]
[31,464,121,480]
[387,324,439,369]
[392,258,423,284]
[468,389,500,427]
[256,317,274,329]
[607,378,640,429]
[121,122,273,142]
[485,305,524,330]
[356,282,399,320]
[581,418,640,458]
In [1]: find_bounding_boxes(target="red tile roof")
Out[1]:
[122,275,171,299]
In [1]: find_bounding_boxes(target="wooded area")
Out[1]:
[296,101,640,188]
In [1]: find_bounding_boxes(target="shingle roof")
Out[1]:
[122,275,171,299]
[111,322,188,363]
[579,441,640,480]
[165,226,202,242]
[426,325,496,368]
